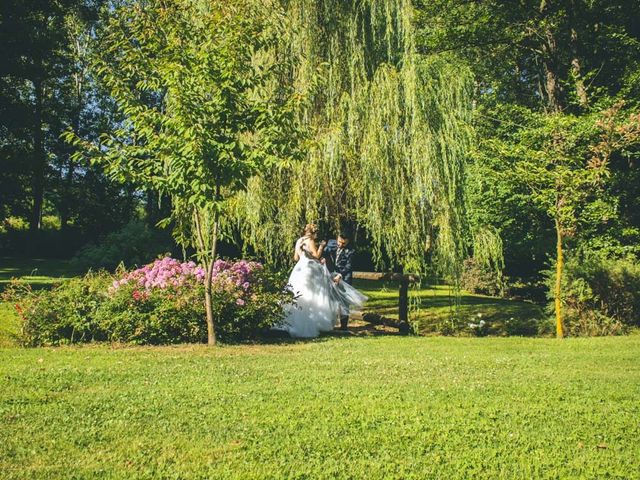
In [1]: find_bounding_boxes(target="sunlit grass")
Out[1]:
[0,257,80,289]
[1,336,639,479]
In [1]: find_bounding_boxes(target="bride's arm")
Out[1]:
[307,239,325,259]
[293,239,300,261]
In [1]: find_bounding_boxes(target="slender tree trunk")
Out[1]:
[570,27,588,108]
[554,219,564,338]
[62,99,82,231]
[146,189,157,226]
[59,163,73,231]
[204,214,219,346]
[30,79,45,232]
[193,204,220,347]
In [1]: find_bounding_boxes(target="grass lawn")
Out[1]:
[1,336,639,479]
[354,279,544,335]
[0,257,80,290]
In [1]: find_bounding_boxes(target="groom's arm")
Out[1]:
[340,248,355,284]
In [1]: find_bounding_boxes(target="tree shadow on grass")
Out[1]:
[0,257,84,293]
[236,320,404,345]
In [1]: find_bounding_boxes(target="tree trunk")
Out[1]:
[204,215,219,346]
[30,79,45,232]
[194,205,220,347]
[62,101,82,231]
[539,0,563,113]
[542,34,562,113]
[554,219,564,338]
[60,143,76,232]
[569,24,588,108]
[146,189,157,226]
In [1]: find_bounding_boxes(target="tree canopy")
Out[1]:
[232,0,475,282]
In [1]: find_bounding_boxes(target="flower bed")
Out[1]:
[4,257,292,346]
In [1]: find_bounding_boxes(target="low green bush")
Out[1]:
[3,272,112,345]
[0,216,86,257]
[460,257,504,297]
[545,254,640,336]
[71,221,172,271]
[94,279,206,344]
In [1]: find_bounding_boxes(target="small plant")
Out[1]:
[461,257,504,297]
[467,313,489,336]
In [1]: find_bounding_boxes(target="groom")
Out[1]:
[322,231,355,330]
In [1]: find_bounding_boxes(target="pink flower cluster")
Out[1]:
[111,257,205,292]
[110,257,263,306]
[210,259,262,305]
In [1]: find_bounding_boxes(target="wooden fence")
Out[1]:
[352,271,419,334]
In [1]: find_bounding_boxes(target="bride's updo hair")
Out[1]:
[303,223,318,237]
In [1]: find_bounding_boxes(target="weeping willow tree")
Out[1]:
[229,0,474,280]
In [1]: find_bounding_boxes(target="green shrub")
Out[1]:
[460,257,504,296]
[3,273,112,346]
[1,216,29,233]
[41,215,61,230]
[94,279,206,344]
[4,258,293,346]
[545,254,640,336]
[0,217,86,257]
[211,266,292,341]
[71,221,171,271]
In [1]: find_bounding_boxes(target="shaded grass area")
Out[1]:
[0,257,80,290]
[1,336,639,479]
[354,279,545,335]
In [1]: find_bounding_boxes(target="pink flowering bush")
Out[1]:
[5,256,293,345]
[110,257,206,292]
[101,257,285,343]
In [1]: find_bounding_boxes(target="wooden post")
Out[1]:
[352,271,417,334]
[398,278,410,334]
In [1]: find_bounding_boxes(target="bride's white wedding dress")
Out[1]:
[279,237,367,338]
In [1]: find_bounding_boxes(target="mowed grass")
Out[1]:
[354,279,544,333]
[1,336,639,479]
[0,257,80,290]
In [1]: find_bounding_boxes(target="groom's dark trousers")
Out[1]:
[323,244,355,329]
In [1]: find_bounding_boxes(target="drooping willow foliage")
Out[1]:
[229,0,474,279]
[472,226,506,294]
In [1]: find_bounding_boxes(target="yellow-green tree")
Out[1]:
[232,0,474,280]
[487,104,640,337]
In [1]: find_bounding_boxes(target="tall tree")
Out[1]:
[0,0,76,230]
[68,0,302,345]
[232,0,475,281]
[417,0,640,295]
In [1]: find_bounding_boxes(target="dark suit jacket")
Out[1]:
[323,242,355,284]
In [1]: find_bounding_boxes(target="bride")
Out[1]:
[279,223,367,338]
